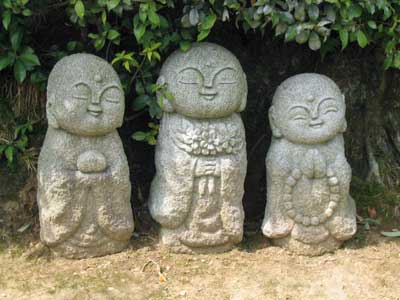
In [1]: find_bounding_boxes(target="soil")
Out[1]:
[0,228,399,300]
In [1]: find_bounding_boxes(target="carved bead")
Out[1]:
[286,176,297,187]
[311,217,320,226]
[284,202,293,210]
[291,169,301,180]
[328,177,339,186]
[302,216,311,226]
[330,186,340,194]
[330,194,340,202]
[284,185,293,193]
[287,209,296,218]
[328,201,337,210]
[325,208,333,218]
[283,194,292,202]
[295,214,303,223]
[319,215,327,224]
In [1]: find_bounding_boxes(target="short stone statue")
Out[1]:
[262,73,357,256]
[37,54,134,259]
[149,43,247,253]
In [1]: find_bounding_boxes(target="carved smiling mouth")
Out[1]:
[309,120,324,128]
[88,110,102,117]
[200,92,217,101]
[309,124,323,128]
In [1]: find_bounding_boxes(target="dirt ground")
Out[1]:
[0,229,399,300]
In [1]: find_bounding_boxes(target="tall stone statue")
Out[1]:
[38,54,134,259]
[149,43,247,253]
[262,73,357,256]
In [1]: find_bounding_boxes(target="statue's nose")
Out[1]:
[309,118,323,127]
[88,95,102,116]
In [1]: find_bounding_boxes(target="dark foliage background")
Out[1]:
[1,0,400,235]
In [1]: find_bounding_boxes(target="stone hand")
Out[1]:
[77,150,107,173]
[75,169,110,185]
[195,158,219,177]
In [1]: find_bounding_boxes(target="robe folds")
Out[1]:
[38,128,134,248]
[149,112,247,248]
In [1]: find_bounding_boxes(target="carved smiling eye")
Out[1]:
[214,67,237,85]
[178,67,203,84]
[72,82,90,100]
[101,86,121,103]
[318,98,339,115]
[323,106,338,114]
[289,106,309,121]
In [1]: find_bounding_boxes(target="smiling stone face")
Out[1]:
[47,54,124,136]
[270,73,346,144]
[158,43,247,119]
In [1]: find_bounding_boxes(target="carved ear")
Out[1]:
[157,75,174,113]
[340,94,347,133]
[341,120,347,133]
[269,106,282,138]
[237,73,248,112]
[46,94,59,129]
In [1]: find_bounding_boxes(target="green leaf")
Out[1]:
[148,8,160,26]
[348,4,362,19]
[280,12,294,24]
[94,38,105,50]
[275,23,288,36]
[356,30,368,48]
[132,131,147,141]
[101,10,107,25]
[294,4,306,22]
[22,9,32,16]
[20,53,40,66]
[134,23,146,42]
[0,54,14,71]
[147,135,156,145]
[107,29,120,40]
[2,10,11,30]
[189,8,199,26]
[74,0,85,18]
[197,29,210,42]
[308,32,321,51]
[10,30,23,51]
[133,95,151,110]
[67,41,77,51]
[296,29,310,44]
[200,13,217,31]
[307,5,319,21]
[13,60,26,82]
[4,146,14,164]
[107,0,120,11]
[285,25,298,42]
[367,20,377,29]
[381,231,400,238]
[339,29,348,50]
[393,52,400,69]
[179,40,191,52]
[383,55,393,70]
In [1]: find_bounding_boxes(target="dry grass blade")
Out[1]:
[141,259,167,282]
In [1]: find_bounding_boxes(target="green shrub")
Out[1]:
[1,0,400,157]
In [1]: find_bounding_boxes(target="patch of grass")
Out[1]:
[351,176,400,220]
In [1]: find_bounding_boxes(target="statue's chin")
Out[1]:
[284,133,338,145]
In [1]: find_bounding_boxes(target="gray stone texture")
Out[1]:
[149,43,247,253]
[262,73,357,256]
[37,53,134,259]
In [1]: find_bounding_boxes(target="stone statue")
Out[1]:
[262,73,357,256]
[149,43,247,253]
[37,53,134,259]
